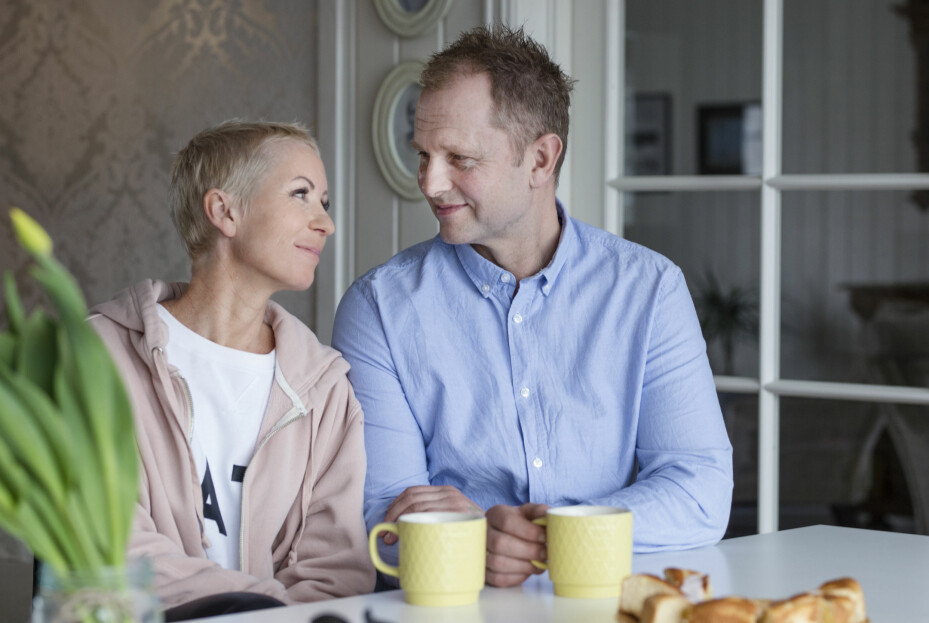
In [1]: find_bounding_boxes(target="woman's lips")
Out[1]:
[296,245,322,257]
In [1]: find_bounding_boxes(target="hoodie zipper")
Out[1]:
[239,403,307,572]
[175,373,212,551]
[177,375,196,443]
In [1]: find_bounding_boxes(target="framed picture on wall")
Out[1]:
[372,60,425,200]
[697,101,762,175]
[626,92,672,176]
[373,0,455,37]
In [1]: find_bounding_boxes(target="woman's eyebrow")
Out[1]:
[293,175,316,189]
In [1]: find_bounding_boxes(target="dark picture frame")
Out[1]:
[626,92,672,176]
[697,101,762,175]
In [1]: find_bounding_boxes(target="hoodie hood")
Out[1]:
[90,279,348,396]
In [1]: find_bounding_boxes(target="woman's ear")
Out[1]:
[529,133,563,188]
[203,189,237,238]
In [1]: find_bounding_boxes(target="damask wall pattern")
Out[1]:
[0,0,320,324]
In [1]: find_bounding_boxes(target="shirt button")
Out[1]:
[533,457,543,469]
[501,274,511,283]
[543,285,551,294]
[481,284,490,293]
[513,313,523,324]
[520,387,530,398]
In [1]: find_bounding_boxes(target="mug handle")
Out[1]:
[368,523,400,578]
[530,516,548,570]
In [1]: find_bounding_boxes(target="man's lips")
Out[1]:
[434,203,466,217]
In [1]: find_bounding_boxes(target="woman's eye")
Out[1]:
[322,200,331,213]
[293,187,309,199]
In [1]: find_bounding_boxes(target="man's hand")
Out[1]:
[380,485,482,545]
[485,502,549,587]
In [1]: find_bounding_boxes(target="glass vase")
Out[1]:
[32,558,162,623]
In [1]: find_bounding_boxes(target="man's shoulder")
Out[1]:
[570,217,679,278]
[349,236,450,291]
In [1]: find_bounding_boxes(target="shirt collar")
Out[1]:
[454,199,575,298]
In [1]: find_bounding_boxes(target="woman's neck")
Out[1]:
[161,260,275,354]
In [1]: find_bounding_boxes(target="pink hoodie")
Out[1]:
[89,280,375,607]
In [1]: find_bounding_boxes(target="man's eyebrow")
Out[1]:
[410,140,423,152]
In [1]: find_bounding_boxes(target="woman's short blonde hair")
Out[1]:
[170,120,319,259]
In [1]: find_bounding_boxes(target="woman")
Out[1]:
[89,121,375,619]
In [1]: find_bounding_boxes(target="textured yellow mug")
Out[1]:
[368,511,486,607]
[531,505,633,598]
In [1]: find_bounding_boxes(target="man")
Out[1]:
[332,25,732,588]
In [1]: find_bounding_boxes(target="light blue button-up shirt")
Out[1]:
[332,204,733,553]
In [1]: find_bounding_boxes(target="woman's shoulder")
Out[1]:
[265,301,350,390]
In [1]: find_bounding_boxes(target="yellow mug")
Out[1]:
[368,511,486,607]
[531,505,633,598]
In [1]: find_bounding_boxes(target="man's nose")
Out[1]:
[418,159,452,198]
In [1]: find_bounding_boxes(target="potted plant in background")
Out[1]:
[0,208,155,622]
[693,270,758,377]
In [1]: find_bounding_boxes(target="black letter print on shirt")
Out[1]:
[201,462,227,536]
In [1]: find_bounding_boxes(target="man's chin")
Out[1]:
[437,225,472,246]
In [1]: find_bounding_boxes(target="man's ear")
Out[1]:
[203,189,237,238]
[529,133,563,188]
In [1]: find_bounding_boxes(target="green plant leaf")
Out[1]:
[3,271,26,334]
[15,309,57,396]
[2,207,138,574]
[54,356,110,558]
[0,381,66,506]
[0,363,72,493]
[0,332,14,369]
[18,490,75,573]
[0,431,29,506]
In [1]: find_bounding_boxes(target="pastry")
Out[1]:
[615,569,867,623]
[819,578,866,623]
[641,593,692,623]
[619,574,683,619]
[760,592,823,623]
[664,567,713,601]
[690,596,765,623]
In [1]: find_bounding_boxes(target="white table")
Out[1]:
[202,526,929,622]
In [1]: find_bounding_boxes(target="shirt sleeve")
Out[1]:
[331,282,432,541]
[585,267,734,552]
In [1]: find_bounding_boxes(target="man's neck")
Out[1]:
[472,199,562,283]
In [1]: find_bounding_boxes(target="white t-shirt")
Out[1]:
[157,304,276,571]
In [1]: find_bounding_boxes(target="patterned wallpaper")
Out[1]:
[0,0,320,324]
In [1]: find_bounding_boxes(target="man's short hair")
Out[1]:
[420,24,575,180]
[170,120,319,260]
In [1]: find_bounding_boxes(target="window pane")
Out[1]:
[778,398,916,535]
[625,0,762,176]
[780,191,929,384]
[622,191,759,378]
[723,395,917,537]
[783,0,918,174]
[721,391,759,538]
